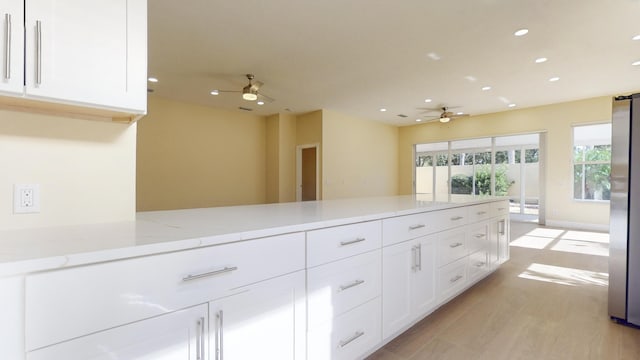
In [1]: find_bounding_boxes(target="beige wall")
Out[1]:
[399,96,612,227]
[136,96,267,211]
[266,113,297,203]
[0,109,136,230]
[322,109,399,199]
[296,111,323,199]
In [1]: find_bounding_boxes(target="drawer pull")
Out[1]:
[450,274,463,283]
[4,14,10,80]
[36,20,42,85]
[450,216,464,221]
[449,242,463,248]
[339,331,365,348]
[183,266,238,282]
[498,207,506,211]
[340,237,366,246]
[339,279,365,291]
[475,261,485,267]
[409,224,426,230]
[196,317,205,360]
[474,234,486,239]
[477,211,487,215]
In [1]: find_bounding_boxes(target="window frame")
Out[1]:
[571,123,612,203]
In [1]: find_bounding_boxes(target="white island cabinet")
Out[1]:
[0,0,146,119]
[0,196,510,360]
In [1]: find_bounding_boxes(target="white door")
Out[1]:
[24,0,145,111]
[412,235,437,317]
[27,304,208,360]
[209,271,306,360]
[0,0,23,95]
[382,240,414,339]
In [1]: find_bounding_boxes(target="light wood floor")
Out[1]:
[367,222,640,360]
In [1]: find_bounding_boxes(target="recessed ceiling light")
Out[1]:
[481,86,492,91]
[514,29,529,37]
[549,77,560,82]
[380,108,387,112]
[633,34,640,41]
[633,60,640,66]
[210,90,219,95]
[456,112,464,115]
[424,98,432,103]
[508,103,517,108]
[464,75,477,82]
[416,119,422,122]
[148,77,158,82]
[427,53,441,61]
[257,101,265,105]
[535,57,548,63]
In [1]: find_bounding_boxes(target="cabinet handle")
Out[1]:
[411,246,418,271]
[196,317,205,360]
[216,310,224,360]
[409,224,425,230]
[418,243,423,271]
[449,242,463,248]
[339,331,365,348]
[450,274,463,283]
[498,207,506,211]
[35,20,42,85]
[183,266,238,282]
[474,233,486,239]
[339,279,365,291]
[340,237,365,246]
[450,216,464,221]
[499,220,506,235]
[477,211,487,215]
[3,13,10,80]
[474,261,485,268]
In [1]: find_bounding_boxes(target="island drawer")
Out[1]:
[307,220,381,267]
[383,207,467,246]
[25,232,305,351]
[436,228,468,267]
[307,250,381,328]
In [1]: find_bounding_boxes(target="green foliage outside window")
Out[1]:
[451,165,514,196]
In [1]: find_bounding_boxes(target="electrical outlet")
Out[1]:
[14,184,40,214]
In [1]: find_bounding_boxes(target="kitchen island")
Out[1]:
[0,195,510,360]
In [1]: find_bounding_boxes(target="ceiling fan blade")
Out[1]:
[257,92,275,103]
[216,90,240,93]
[450,113,470,118]
[250,81,263,91]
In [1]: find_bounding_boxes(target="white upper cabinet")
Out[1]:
[0,0,146,119]
[24,0,146,113]
[0,1,24,95]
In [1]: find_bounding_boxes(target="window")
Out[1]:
[573,124,611,201]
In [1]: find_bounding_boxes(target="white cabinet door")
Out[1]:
[382,240,413,339]
[27,304,207,360]
[382,234,436,339]
[496,216,510,263]
[24,0,146,112]
[0,1,23,95]
[209,271,306,360]
[412,235,436,318]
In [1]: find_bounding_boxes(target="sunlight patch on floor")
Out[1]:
[510,235,556,249]
[561,230,609,244]
[550,239,609,257]
[518,263,608,287]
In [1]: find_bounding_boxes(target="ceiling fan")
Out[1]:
[417,106,469,123]
[212,74,274,103]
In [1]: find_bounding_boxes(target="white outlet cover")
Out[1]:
[13,184,41,214]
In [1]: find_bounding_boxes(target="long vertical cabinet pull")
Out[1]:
[215,310,224,360]
[196,317,204,360]
[35,20,42,85]
[411,246,417,271]
[417,243,422,271]
[3,13,10,80]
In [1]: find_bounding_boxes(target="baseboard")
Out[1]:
[544,220,609,232]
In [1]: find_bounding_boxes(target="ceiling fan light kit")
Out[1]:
[242,86,258,101]
[439,117,451,123]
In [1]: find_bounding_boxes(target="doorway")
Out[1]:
[296,144,319,201]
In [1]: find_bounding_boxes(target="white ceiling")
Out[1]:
[147,0,640,126]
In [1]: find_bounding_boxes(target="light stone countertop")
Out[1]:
[0,194,506,277]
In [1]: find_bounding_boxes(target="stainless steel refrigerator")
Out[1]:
[609,93,640,327]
